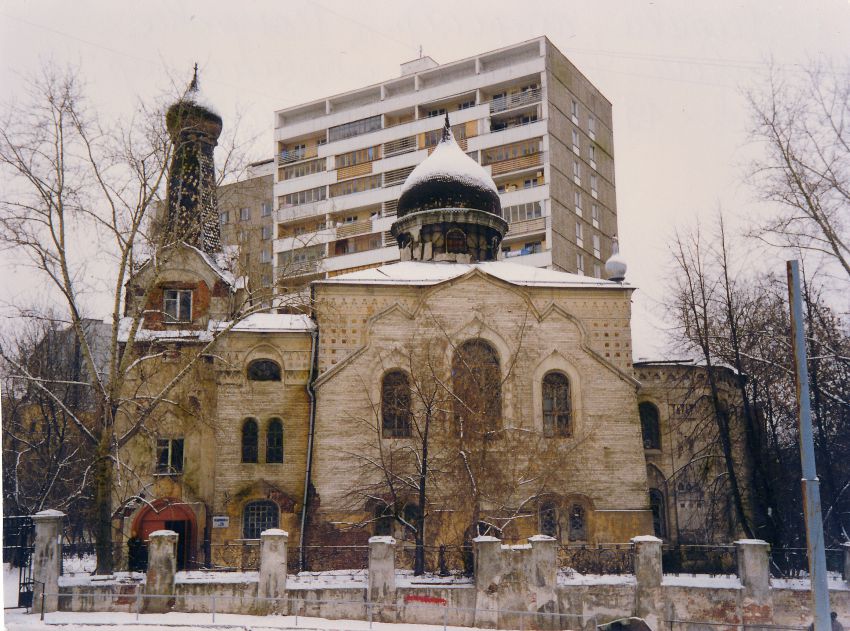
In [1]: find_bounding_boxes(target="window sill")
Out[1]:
[153,472,183,477]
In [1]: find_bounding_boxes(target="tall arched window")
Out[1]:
[639,402,661,450]
[452,339,501,432]
[649,488,667,539]
[241,418,258,463]
[539,501,559,538]
[266,418,284,463]
[247,359,281,381]
[542,372,571,437]
[381,371,412,438]
[243,500,278,539]
[568,503,587,541]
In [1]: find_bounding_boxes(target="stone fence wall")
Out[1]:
[31,510,850,629]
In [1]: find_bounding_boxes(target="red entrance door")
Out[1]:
[132,499,196,570]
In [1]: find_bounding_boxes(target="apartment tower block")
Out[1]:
[272,36,616,282]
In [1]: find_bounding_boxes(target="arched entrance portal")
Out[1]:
[132,499,197,570]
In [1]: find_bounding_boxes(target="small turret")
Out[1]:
[605,236,628,282]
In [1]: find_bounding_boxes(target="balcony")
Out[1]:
[489,151,543,176]
[489,87,542,114]
[337,162,373,181]
[278,147,318,165]
[336,219,373,239]
[505,217,546,238]
[383,136,417,158]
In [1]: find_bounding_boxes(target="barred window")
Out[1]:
[382,371,411,438]
[542,372,571,437]
[242,501,278,539]
[568,504,586,541]
[266,418,284,463]
[539,502,558,537]
[241,419,258,463]
[247,359,281,381]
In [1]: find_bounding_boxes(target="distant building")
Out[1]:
[272,36,618,284]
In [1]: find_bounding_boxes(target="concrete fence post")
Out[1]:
[31,509,64,614]
[842,542,850,583]
[632,535,663,629]
[259,529,288,614]
[473,535,502,629]
[735,539,773,624]
[529,535,559,629]
[145,530,178,613]
[368,536,396,608]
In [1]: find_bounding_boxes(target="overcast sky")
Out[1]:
[2,0,849,357]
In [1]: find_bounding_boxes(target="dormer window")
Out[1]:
[164,289,192,323]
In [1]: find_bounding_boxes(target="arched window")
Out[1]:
[446,229,466,254]
[542,372,571,437]
[241,419,258,463]
[649,488,667,539]
[266,418,284,463]
[382,371,412,438]
[539,501,559,538]
[452,340,501,432]
[639,402,661,450]
[568,503,587,541]
[247,359,281,382]
[242,500,279,539]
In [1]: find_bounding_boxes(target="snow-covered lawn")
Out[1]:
[3,610,503,630]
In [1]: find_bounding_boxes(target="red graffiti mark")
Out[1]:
[404,594,447,606]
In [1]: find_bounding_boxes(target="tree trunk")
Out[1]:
[414,409,430,576]
[93,434,114,575]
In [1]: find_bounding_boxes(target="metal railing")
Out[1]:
[769,547,846,579]
[558,543,635,575]
[489,87,542,113]
[662,544,737,576]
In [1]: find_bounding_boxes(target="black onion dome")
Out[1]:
[396,115,501,219]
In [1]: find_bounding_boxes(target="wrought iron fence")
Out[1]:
[769,547,846,579]
[662,544,737,576]
[299,544,369,573]
[393,543,472,576]
[558,543,635,575]
[207,541,261,571]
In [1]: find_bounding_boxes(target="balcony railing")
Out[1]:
[278,147,318,164]
[489,87,542,114]
[336,219,373,239]
[506,217,546,237]
[489,152,543,176]
[383,166,415,188]
[383,135,417,158]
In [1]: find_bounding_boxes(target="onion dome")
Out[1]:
[165,63,223,141]
[605,236,628,282]
[391,114,507,263]
[397,117,501,218]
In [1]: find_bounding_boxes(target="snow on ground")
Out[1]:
[557,570,636,586]
[662,574,741,589]
[3,610,500,631]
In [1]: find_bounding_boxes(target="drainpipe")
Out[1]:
[299,284,319,571]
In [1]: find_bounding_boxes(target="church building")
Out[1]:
[114,82,750,571]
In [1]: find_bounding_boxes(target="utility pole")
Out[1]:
[786,260,830,631]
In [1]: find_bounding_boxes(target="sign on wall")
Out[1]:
[212,515,229,528]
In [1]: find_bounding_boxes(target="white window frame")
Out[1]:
[576,253,585,275]
[240,207,251,221]
[574,191,582,216]
[163,289,192,323]
[591,204,600,229]
[576,222,584,248]
[572,130,580,155]
[588,116,596,140]
[261,202,273,217]
[591,174,598,199]
[593,234,601,258]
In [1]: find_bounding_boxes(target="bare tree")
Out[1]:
[747,63,850,280]
[0,65,290,572]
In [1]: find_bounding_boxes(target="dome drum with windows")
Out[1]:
[391,114,508,263]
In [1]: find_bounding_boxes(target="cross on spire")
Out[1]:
[189,62,199,91]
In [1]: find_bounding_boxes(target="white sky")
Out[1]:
[1,0,849,357]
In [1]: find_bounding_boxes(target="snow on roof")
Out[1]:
[399,127,498,198]
[213,313,315,333]
[316,260,629,289]
[117,313,314,343]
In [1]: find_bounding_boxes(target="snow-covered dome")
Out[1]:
[604,236,627,282]
[396,115,501,218]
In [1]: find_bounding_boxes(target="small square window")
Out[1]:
[219,211,229,226]
[261,202,273,217]
[240,207,251,221]
[261,249,272,263]
[163,289,192,322]
[262,225,273,240]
